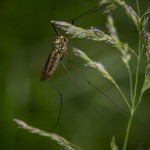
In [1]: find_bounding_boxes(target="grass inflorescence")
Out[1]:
[14,0,150,149]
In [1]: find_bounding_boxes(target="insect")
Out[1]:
[40,22,71,130]
[40,1,111,81]
[40,2,127,130]
[40,22,69,81]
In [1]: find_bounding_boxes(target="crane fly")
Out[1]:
[40,1,127,130]
[40,21,69,81]
[40,1,111,81]
[40,21,70,130]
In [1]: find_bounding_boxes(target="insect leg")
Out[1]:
[51,21,60,36]
[70,1,110,24]
[67,58,129,115]
[49,80,63,131]
[61,61,106,119]
[60,61,77,85]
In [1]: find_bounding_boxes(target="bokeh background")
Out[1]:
[0,0,150,150]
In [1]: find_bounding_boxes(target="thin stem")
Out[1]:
[132,15,141,104]
[123,2,142,149]
[132,56,140,105]
[135,68,146,110]
[123,112,134,150]
[141,9,150,21]
[136,0,140,18]
[123,3,142,148]
[132,32,141,105]
[114,82,131,111]
[140,44,144,56]
[135,90,143,110]
[127,66,133,102]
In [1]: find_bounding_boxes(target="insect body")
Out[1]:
[40,23,69,129]
[40,23,69,81]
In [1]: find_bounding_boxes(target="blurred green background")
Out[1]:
[0,0,150,150]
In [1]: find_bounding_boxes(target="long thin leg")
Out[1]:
[67,59,129,115]
[61,61,76,85]
[70,1,109,24]
[49,80,63,131]
[51,22,60,36]
[61,61,106,119]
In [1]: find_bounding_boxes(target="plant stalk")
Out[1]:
[122,111,134,150]
[123,1,142,148]
[136,0,140,18]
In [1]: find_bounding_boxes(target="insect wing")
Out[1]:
[40,47,65,81]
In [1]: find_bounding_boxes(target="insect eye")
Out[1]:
[64,38,69,43]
